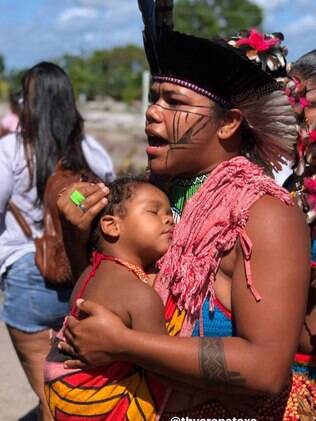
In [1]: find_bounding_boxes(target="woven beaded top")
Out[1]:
[167,174,209,223]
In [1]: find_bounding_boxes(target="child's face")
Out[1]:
[119,183,174,266]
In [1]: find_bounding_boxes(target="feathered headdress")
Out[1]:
[138,1,284,107]
[227,29,288,80]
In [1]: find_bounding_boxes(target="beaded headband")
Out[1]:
[152,75,232,108]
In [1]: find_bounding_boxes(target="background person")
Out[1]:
[285,50,316,385]
[0,91,20,138]
[0,62,114,421]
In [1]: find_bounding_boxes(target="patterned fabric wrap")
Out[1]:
[45,363,168,421]
[44,252,170,420]
[155,156,293,331]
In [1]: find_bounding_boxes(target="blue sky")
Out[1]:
[0,0,315,70]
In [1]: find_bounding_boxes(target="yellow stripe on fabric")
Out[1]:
[167,307,186,336]
[126,373,158,421]
[45,370,158,419]
[52,378,127,403]
[46,383,123,416]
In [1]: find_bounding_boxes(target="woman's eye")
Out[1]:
[148,93,158,104]
[168,99,180,106]
[147,209,158,214]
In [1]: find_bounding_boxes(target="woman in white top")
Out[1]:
[0,62,114,420]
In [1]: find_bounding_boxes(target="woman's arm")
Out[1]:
[57,182,109,278]
[61,196,310,395]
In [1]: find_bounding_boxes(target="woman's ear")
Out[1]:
[217,108,243,140]
[100,215,120,239]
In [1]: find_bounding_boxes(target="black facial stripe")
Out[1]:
[176,111,181,143]
[172,111,178,144]
[154,103,214,119]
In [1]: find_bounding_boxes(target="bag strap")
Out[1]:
[8,201,34,239]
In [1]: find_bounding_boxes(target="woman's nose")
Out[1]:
[146,103,163,124]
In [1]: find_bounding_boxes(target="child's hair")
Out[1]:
[89,175,150,252]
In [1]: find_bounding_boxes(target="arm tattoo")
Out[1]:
[199,338,246,388]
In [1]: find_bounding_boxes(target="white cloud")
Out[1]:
[57,7,98,26]
[0,0,316,69]
[83,32,95,43]
[284,14,316,36]
[252,0,288,11]
[76,0,105,7]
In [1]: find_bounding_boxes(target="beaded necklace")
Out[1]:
[167,174,209,223]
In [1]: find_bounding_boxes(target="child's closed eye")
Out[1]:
[147,209,159,214]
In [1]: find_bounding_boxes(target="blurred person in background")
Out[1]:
[0,62,114,420]
[285,50,316,387]
[0,91,20,138]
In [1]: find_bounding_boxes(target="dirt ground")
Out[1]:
[0,320,38,421]
[0,102,149,420]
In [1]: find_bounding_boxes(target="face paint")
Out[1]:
[146,82,222,176]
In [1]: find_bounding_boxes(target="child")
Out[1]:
[44,176,174,420]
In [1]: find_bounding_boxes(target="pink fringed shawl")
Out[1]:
[155,156,293,334]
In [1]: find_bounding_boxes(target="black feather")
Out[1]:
[138,0,157,40]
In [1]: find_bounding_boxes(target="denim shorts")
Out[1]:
[0,253,72,333]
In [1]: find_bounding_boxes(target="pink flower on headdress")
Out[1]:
[304,177,316,194]
[300,97,312,109]
[296,128,316,159]
[286,76,311,110]
[236,29,278,52]
[297,138,305,159]
[307,129,316,144]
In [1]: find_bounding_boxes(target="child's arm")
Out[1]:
[76,261,167,335]
[126,279,167,335]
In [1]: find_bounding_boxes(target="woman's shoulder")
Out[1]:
[246,195,309,252]
[0,132,25,171]
[0,132,19,154]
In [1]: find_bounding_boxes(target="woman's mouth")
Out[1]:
[146,136,170,156]
[147,136,169,147]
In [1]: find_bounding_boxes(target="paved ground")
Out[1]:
[0,319,38,421]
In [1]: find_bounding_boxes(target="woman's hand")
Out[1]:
[59,299,128,369]
[57,181,109,237]
[57,182,109,277]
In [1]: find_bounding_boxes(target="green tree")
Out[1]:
[175,0,263,38]
[84,45,147,102]
[57,46,147,102]
[6,68,25,94]
[0,55,5,78]
[59,55,98,99]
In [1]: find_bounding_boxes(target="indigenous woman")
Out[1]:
[56,1,313,419]
[284,50,316,413]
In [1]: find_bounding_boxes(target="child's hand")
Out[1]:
[59,299,127,369]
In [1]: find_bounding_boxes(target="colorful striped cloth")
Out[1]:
[44,252,171,420]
